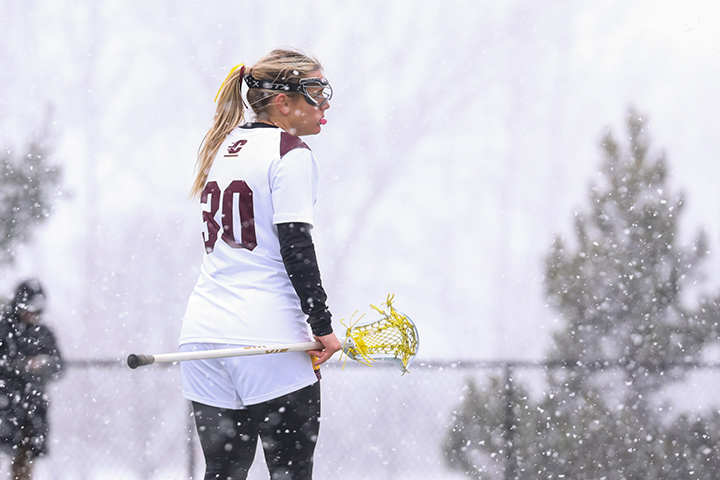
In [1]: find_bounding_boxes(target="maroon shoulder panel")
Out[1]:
[280,132,310,157]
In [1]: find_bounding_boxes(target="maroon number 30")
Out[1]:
[201,180,257,252]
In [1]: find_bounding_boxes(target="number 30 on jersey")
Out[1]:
[201,180,257,252]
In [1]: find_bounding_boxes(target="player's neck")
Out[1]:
[256,113,291,133]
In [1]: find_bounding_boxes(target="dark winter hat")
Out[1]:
[12,278,46,313]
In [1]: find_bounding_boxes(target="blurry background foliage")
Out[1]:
[0,111,65,269]
[443,110,720,479]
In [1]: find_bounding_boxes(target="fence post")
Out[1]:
[503,363,517,480]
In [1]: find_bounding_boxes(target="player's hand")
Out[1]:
[306,332,342,366]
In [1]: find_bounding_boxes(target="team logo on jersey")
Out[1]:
[225,139,247,157]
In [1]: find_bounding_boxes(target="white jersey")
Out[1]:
[180,124,320,346]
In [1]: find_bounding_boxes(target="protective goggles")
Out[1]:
[244,75,333,107]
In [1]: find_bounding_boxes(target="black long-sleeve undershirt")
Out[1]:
[277,222,333,337]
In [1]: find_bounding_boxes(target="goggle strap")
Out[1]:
[243,74,305,93]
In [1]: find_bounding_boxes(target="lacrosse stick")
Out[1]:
[127,294,419,373]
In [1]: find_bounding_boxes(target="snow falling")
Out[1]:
[2,1,720,478]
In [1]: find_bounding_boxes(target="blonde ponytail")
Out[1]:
[190,65,248,198]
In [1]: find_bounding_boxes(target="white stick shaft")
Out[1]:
[128,341,322,368]
[162,342,322,362]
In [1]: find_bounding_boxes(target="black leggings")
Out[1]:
[192,382,320,480]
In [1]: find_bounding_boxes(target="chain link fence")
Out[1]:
[1,359,718,479]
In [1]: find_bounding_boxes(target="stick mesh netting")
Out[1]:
[342,295,419,373]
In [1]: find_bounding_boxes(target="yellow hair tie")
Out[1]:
[214,63,245,102]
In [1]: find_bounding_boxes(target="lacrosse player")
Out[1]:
[179,48,341,480]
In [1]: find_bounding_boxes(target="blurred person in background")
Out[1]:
[0,279,64,480]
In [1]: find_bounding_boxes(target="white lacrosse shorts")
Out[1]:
[179,343,318,409]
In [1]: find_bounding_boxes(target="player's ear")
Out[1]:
[274,94,291,115]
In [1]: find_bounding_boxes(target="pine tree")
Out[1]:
[443,109,720,479]
[545,108,708,421]
[0,136,64,266]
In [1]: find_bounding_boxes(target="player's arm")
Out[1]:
[277,222,332,336]
[277,222,341,364]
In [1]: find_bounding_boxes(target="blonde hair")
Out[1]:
[190,48,323,198]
